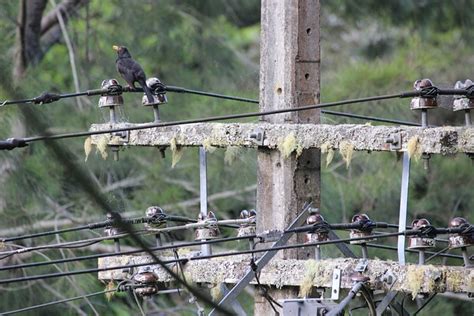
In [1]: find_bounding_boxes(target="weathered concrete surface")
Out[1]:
[89,122,474,154]
[98,255,473,295]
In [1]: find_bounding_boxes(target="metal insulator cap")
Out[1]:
[134,272,158,285]
[412,218,431,229]
[449,217,468,228]
[408,218,436,250]
[410,78,437,110]
[98,79,124,108]
[239,209,256,227]
[145,206,166,229]
[142,77,167,106]
[414,79,434,90]
[240,209,250,219]
[146,206,165,219]
[453,80,474,111]
[349,213,373,244]
[448,217,473,249]
[307,213,325,225]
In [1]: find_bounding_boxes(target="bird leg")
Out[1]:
[126,81,138,90]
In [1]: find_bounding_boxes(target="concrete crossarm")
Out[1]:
[98,256,473,295]
[89,123,474,155]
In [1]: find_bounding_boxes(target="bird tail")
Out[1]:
[139,79,154,103]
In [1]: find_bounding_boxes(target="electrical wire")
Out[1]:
[0,214,236,243]
[2,224,92,243]
[0,288,116,315]
[0,230,409,285]
[0,83,469,107]
[2,92,427,150]
[1,284,180,315]
[363,243,463,261]
[0,230,150,259]
[0,226,467,286]
[321,110,420,126]
[0,85,260,107]
[0,217,249,259]
[425,246,451,263]
[0,221,465,271]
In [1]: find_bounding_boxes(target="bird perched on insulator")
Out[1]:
[112,45,154,103]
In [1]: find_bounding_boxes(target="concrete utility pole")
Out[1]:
[256,0,320,314]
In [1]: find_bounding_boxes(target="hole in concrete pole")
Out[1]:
[306,28,311,34]
[305,73,310,80]
[276,87,282,95]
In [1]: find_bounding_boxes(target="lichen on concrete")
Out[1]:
[89,123,474,154]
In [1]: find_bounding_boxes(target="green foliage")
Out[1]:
[0,1,472,315]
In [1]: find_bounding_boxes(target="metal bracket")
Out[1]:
[330,269,342,300]
[257,230,283,243]
[282,299,338,316]
[248,127,265,146]
[355,259,369,273]
[110,130,129,144]
[386,133,402,151]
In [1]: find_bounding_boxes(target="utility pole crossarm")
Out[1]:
[97,256,473,295]
[89,122,474,155]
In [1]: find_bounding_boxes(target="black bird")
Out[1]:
[112,45,154,103]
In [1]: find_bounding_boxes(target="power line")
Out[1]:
[1,288,116,315]
[0,213,233,243]
[0,217,252,259]
[0,85,260,107]
[1,284,180,316]
[0,230,426,285]
[0,219,397,261]
[0,234,252,272]
[0,83,469,108]
[363,243,463,260]
[321,110,420,126]
[1,221,466,270]
[1,92,421,150]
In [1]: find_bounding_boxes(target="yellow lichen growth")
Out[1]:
[96,135,110,160]
[105,280,115,301]
[84,137,92,162]
[182,271,193,284]
[177,247,191,256]
[203,139,216,153]
[299,260,320,297]
[406,265,425,299]
[407,136,422,161]
[364,122,372,126]
[321,142,335,167]
[446,271,464,292]
[339,141,354,168]
[224,146,240,165]
[0,241,5,250]
[278,133,298,159]
[296,144,304,158]
[170,137,183,168]
[210,284,223,301]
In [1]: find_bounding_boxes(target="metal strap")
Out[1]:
[397,152,411,265]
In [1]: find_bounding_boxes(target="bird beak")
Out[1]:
[112,45,119,51]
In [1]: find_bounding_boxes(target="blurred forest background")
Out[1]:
[0,0,472,315]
